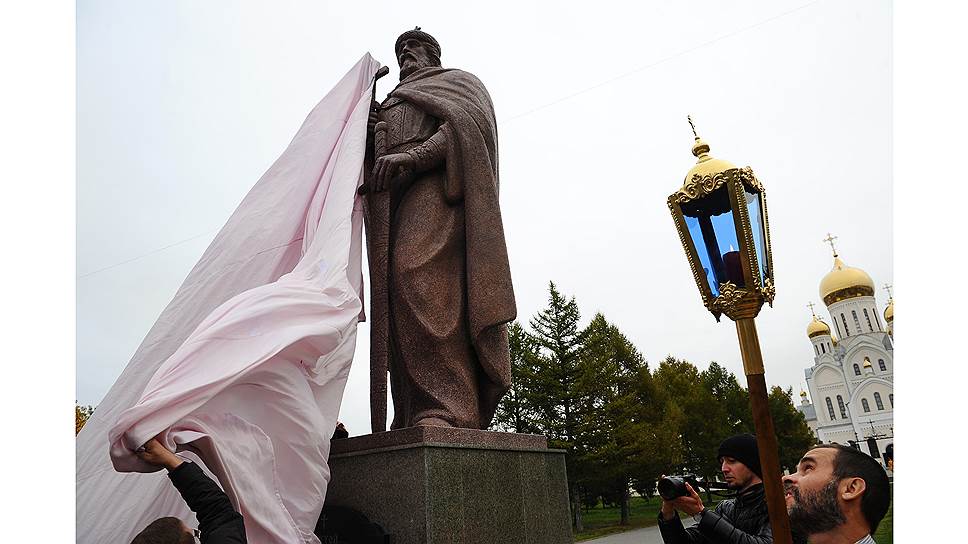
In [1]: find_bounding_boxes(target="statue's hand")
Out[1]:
[367,100,380,134]
[372,152,415,192]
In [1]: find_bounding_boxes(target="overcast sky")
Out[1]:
[77,0,892,435]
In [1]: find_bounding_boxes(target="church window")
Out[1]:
[889,394,893,407]
[862,398,871,412]
[863,309,874,331]
[837,395,847,418]
[853,363,861,376]
[873,312,882,330]
[874,392,884,410]
[841,314,850,337]
[821,343,826,354]
[826,397,836,420]
[878,359,886,371]
[852,310,862,333]
[814,345,819,356]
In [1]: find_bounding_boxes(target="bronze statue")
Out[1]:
[362,28,515,431]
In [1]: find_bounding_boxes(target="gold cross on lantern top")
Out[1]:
[807,302,817,317]
[883,283,893,300]
[823,233,838,257]
[687,115,699,139]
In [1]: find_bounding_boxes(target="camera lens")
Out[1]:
[658,476,687,500]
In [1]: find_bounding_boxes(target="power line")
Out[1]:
[77,1,822,279]
[503,0,822,123]
[76,228,218,280]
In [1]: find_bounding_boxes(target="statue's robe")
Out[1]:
[368,66,516,429]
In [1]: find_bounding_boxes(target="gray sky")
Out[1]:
[77,0,892,435]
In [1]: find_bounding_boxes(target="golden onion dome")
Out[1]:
[807,315,832,338]
[820,255,875,306]
[884,299,894,322]
[800,390,808,398]
[863,357,873,368]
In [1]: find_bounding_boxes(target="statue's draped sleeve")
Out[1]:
[391,67,515,388]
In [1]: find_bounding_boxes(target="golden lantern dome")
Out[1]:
[807,315,831,338]
[683,116,736,181]
[863,357,873,368]
[884,299,894,322]
[684,137,737,181]
[819,254,875,306]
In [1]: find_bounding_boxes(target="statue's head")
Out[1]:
[395,27,441,79]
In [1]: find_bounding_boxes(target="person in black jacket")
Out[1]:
[130,438,247,544]
[657,433,773,544]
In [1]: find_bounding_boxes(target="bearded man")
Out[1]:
[783,445,891,544]
[363,28,515,430]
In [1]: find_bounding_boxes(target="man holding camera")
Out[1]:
[658,433,773,544]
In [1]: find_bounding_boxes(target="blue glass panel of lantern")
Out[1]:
[685,214,719,297]
[710,207,742,288]
[681,185,743,296]
[745,190,769,283]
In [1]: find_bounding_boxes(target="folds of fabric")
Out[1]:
[76,53,381,544]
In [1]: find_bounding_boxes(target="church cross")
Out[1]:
[687,115,699,139]
[883,283,893,300]
[823,233,838,257]
[807,302,817,316]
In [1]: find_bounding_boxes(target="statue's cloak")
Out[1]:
[388,66,516,418]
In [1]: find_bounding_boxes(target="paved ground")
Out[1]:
[583,524,663,544]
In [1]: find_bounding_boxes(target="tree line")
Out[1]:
[489,282,815,530]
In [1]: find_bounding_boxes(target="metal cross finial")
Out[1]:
[807,302,817,316]
[883,283,893,300]
[823,233,838,257]
[687,115,699,139]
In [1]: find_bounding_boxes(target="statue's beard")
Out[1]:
[787,480,846,535]
[399,58,433,80]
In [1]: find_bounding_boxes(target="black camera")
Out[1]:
[657,474,730,500]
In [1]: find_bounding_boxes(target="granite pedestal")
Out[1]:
[325,426,572,543]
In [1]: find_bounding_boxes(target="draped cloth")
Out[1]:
[75,54,381,544]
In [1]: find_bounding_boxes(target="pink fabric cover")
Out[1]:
[75,54,381,544]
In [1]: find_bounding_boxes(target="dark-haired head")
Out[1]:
[130,516,195,544]
[793,444,891,534]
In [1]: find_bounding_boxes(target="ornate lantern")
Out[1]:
[667,118,775,322]
[667,117,791,544]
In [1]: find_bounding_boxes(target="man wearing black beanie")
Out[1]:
[658,433,775,544]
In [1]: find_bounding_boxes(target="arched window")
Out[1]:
[826,397,836,420]
[852,310,862,333]
[841,314,850,337]
[863,308,874,331]
[874,392,884,410]
[874,312,882,330]
[853,363,861,376]
[889,394,894,407]
[821,343,826,354]
[862,398,871,412]
[815,344,819,356]
[837,395,847,418]
[878,359,886,371]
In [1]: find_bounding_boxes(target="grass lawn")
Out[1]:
[872,484,893,544]
[574,494,726,541]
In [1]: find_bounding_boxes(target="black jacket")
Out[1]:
[169,461,247,544]
[657,483,772,544]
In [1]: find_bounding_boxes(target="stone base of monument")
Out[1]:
[325,426,572,543]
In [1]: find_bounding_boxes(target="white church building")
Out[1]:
[796,241,894,465]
